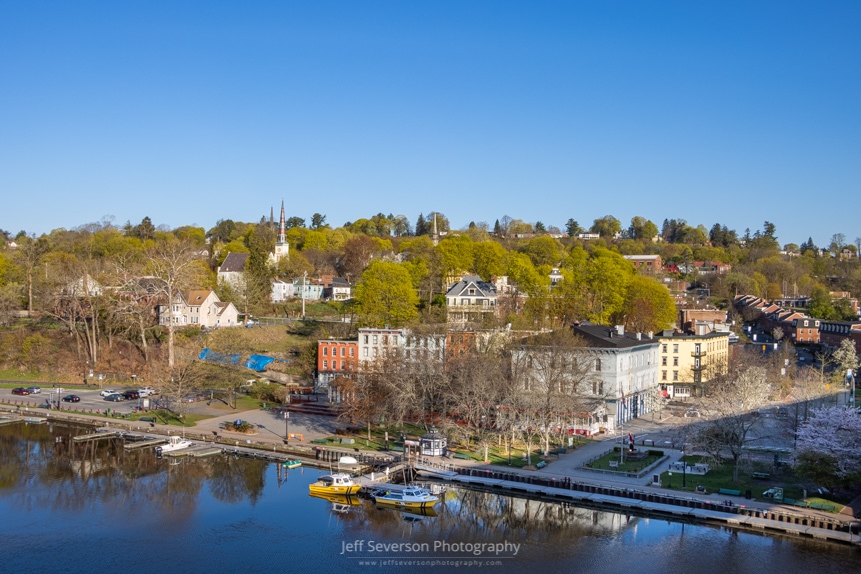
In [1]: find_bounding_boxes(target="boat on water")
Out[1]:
[156,435,193,454]
[282,460,302,469]
[371,485,439,510]
[308,473,361,496]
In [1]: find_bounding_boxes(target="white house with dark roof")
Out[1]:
[445,275,498,324]
[217,252,249,290]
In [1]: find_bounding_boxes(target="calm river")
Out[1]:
[1,421,858,574]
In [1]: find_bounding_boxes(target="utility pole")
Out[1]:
[301,271,307,320]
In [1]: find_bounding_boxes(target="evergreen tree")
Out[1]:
[415,213,427,236]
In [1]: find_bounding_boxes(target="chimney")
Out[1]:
[615,325,625,336]
[636,332,642,340]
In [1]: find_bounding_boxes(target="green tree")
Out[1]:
[629,216,658,241]
[521,236,562,268]
[472,241,507,280]
[590,215,621,239]
[615,275,676,333]
[808,285,836,320]
[310,213,327,230]
[354,260,419,327]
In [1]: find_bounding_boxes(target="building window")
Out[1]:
[595,358,602,372]
[673,344,679,353]
[673,371,679,381]
[673,357,679,366]
[323,347,328,356]
[373,335,378,344]
[362,348,368,358]
[662,357,667,366]
[323,360,328,369]
[363,335,368,344]
[662,344,667,353]
[340,361,345,370]
[662,371,667,380]
[349,348,354,357]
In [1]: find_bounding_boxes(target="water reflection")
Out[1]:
[1,423,859,574]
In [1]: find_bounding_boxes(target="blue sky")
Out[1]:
[1,1,858,247]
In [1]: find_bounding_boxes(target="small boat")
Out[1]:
[156,435,193,454]
[371,485,439,510]
[282,460,302,469]
[308,473,361,496]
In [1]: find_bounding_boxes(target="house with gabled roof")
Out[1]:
[158,289,239,329]
[217,252,249,290]
[445,274,498,324]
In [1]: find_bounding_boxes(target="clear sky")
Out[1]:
[1,1,858,247]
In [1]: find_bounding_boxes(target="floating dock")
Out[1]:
[73,430,123,442]
[124,438,168,450]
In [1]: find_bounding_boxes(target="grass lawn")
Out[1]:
[587,448,665,473]
[659,455,843,511]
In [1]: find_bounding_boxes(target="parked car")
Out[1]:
[27,386,41,394]
[11,387,30,396]
[63,395,80,403]
[684,409,701,418]
[103,394,125,402]
[138,388,155,397]
[99,389,117,397]
[122,390,140,400]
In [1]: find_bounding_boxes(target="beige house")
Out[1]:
[158,289,239,329]
[657,330,729,398]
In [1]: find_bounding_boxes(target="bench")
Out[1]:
[139,417,156,423]
[718,488,742,496]
[390,445,404,452]
[311,439,328,445]
[752,472,770,480]
[809,502,836,512]
[452,452,471,460]
[535,461,547,469]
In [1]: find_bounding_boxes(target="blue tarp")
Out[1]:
[244,354,276,372]
[199,348,241,366]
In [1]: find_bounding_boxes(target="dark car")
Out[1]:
[12,387,31,396]
[103,394,125,402]
[122,390,140,400]
[27,386,41,394]
[62,395,81,403]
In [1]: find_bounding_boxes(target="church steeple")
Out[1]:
[271,199,289,264]
[278,200,286,245]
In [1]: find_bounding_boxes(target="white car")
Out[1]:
[138,388,156,397]
[99,389,117,397]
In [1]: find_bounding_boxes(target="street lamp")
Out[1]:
[284,411,290,445]
[682,447,687,488]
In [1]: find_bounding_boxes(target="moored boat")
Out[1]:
[282,460,302,469]
[371,485,439,510]
[308,473,361,496]
[156,435,192,454]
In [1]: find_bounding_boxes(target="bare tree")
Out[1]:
[510,329,604,459]
[145,237,208,368]
[694,365,771,482]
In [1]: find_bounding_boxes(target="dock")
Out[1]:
[411,460,860,547]
[73,430,123,442]
[124,438,168,450]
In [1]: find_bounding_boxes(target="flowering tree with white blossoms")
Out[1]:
[795,406,861,487]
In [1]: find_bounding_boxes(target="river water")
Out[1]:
[1,421,858,574]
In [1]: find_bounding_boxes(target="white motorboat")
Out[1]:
[156,435,193,454]
[371,485,439,509]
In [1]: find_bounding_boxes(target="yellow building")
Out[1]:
[657,330,729,398]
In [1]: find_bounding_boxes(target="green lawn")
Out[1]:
[659,455,842,511]
[587,448,664,473]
